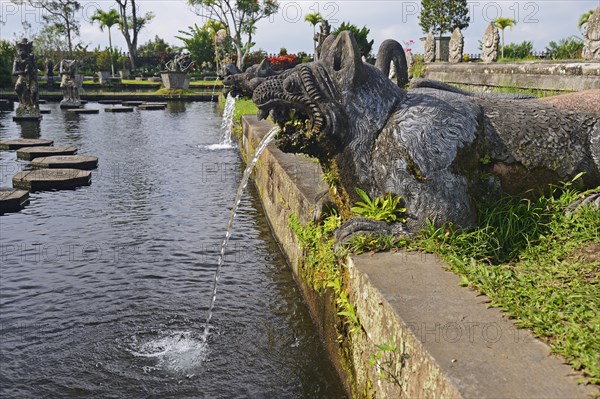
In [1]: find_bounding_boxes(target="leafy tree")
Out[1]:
[91,8,120,76]
[332,22,374,58]
[419,0,470,37]
[500,41,533,60]
[494,17,516,59]
[187,0,279,69]
[137,36,176,70]
[545,36,584,60]
[176,24,215,69]
[114,0,154,69]
[0,40,15,87]
[32,24,69,63]
[579,9,595,31]
[305,13,322,57]
[12,0,81,55]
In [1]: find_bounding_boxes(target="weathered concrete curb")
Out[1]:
[241,115,598,398]
[423,61,600,92]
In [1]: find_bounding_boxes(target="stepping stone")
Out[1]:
[139,104,166,110]
[144,102,167,106]
[80,100,88,104]
[60,103,81,109]
[122,101,144,106]
[16,146,77,160]
[40,109,51,114]
[0,138,54,150]
[66,108,99,114]
[98,100,122,104]
[13,168,91,191]
[32,155,98,170]
[105,107,134,113]
[0,188,29,214]
[13,115,42,121]
[38,99,47,104]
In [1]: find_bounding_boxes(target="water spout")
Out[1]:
[202,125,280,340]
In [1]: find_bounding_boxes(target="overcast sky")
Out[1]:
[1,0,599,55]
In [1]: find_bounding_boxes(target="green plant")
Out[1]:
[499,41,533,60]
[412,176,600,383]
[369,338,409,386]
[545,36,584,60]
[176,23,215,69]
[289,212,362,335]
[494,17,516,59]
[0,40,15,87]
[351,188,406,223]
[332,22,374,58]
[346,233,407,254]
[410,55,425,78]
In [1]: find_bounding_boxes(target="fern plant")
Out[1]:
[351,188,406,223]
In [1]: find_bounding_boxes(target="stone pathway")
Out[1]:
[0,138,53,150]
[13,169,91,191]
[32,155,98,170]
[16,146,78,160]
[0,188,29,214]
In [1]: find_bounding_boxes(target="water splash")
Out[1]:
[203,126,280,340]
[129,330,208,374]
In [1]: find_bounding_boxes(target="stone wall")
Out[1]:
[423,61,600,92]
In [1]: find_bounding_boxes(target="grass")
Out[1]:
[411,182,600,384]
[232,98,258,123]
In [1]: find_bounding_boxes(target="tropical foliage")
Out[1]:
[419,0,470,36]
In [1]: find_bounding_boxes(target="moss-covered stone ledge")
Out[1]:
[240,115,597,398]
[423,61,600,92]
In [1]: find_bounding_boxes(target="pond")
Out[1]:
[0,102,345,398]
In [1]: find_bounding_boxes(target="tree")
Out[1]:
[546,36,584,60]
[304,13,322,58]
[176,23,215,69]
[137,36,175,70]
[33,24,69,61]
[114,0,154,69]
[187,0,279,70]
[91,8,120,76]
[332,22,374,58]
[419,0,470,37]
[494,17,516,59]
[579,9,595,31]
[0,40,15,87]
[12,0,81,55]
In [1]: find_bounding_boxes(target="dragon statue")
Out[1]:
[225,32,600,238]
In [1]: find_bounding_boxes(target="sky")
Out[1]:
[1,0,599,56]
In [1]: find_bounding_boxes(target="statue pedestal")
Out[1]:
[160,71,190,89]
[60,101,81,109]
[13,115,42,122]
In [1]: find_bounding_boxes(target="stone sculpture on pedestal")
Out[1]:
[481,22,500,63]
[449,28,464,63]
[423,32,435,63]
[58,59,81,108]
[12,38,41,120]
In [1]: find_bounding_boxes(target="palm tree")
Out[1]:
[304,13,322,60]
[494,17,517,59]
[579,9,595,32]
[91,8,120,76]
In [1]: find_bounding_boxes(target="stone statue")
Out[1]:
[246,32,599,237]
[314,20,332,61]
[405,50,414,79]
[448,28,464,63]
[481,22,500,63]
[583,6,600,60]
[58,59,81,108]
[45,58,54,84]
[12,38,40,118]
[423,32,435,63]
[166,52,195,72]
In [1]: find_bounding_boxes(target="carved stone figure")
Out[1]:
[45,58,54,84]
[583,6,600,60]
[248,32,600,235]
[482,22,500,63]
[423,32,435,63]
[448,28,464,63]
[12,38,40,118]
[166,52,195,72]
[58,59,81,108]
[374,39,409,87]
[314,20,332,61]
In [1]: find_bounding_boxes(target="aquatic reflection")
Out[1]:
[17,120,41,138]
